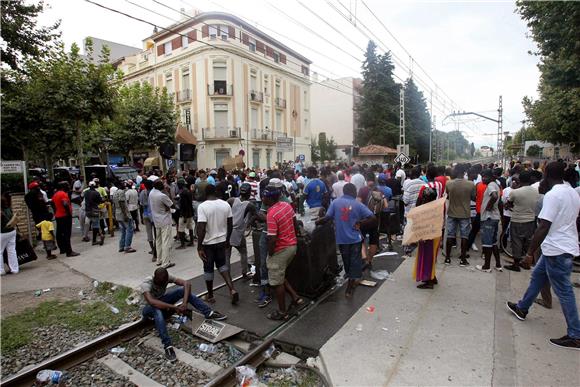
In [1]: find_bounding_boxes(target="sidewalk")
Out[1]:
[320,257,580,386]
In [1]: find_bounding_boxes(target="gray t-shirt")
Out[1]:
[112,188,129,221]
[445,178,475,219]
[481,181,501,221]
[509,185,540,223]
[140,275,176,300]
[148,188,173,227]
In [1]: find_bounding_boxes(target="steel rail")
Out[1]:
[0,274,243,387]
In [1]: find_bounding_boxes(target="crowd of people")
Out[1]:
[2,157,579,358]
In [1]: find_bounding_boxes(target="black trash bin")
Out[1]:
[286,222,338,298]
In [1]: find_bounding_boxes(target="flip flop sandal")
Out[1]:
[289,298,305,309]
[267,311,289,321]
[231,291,239,305]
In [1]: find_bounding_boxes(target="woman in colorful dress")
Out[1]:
[413,166,443,289]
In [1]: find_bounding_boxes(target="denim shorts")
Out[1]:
[446,217,471,239]
[481,218,500,247]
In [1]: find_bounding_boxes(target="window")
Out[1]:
[250,71,257,91]
[275,111,282,131]
[182,35,188,48]
[249,37,256,52]
[182,108,191,131]
[301,65,310,76]
[275,80,281,99]
[165,72,173,94]
[181,68,190,90]
[213,60,227,95]
[266,150,272,168]
[264,76,269,95]
[220,27,228,41]
[214,103,228,129]
[273,52,280,63]
[252,150,260,168]
[215,149,230,168]
[164,42,172,56]
[251,108,258,132]
[265,109,270,129]
[209,25,218,40]
[277,152,283,163]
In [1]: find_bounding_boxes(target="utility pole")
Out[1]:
[429,90,433,162]
[497,95,503,166]
[399,86,405,148]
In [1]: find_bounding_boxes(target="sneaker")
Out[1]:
[549,335,580,351]
[164,346,177,362]
[206,311,227,321]
[475,265,491,272]
[257,296,272,308]
[506,301,527,321]
[504,264,521,272]
[444,257,451,265]
[495,266,503,272]
[471,243,478,252]
[459,258,470,267]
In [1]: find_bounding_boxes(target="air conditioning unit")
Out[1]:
[210,34,217,40]
[229,129,238,138]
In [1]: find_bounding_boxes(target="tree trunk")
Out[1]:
[47,154,54,182]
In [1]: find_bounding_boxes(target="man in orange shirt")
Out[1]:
[52,182,80,257]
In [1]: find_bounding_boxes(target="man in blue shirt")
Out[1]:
[303,167,328,211]
[316,183,376,297]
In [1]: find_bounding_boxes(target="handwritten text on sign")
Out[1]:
[402,195,446,246]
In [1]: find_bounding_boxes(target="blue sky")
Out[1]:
[39,0,540,148]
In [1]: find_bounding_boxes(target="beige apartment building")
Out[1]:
[118,11,312,170]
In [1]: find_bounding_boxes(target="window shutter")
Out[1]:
[242,32,249,45]
[266,46,274,57]
[157,44,165,56]
[188,30,197,43]
[228,26,235,38]
[202,25,209,38]
[280,53,286,64]
[256,40,265,53]
[172,36,181,50]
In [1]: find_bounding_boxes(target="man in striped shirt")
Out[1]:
[263,182,302,321]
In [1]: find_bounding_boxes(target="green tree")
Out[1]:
[516,2,580,151]
[404,78,431,162]
[356,41,400,147]
[310,139,320,162]
[526,144,542,157]
[1,0,60,87]
[110,82,177,159]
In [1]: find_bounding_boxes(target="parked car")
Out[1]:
[85,165,138,186]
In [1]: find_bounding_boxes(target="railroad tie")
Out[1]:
[98,354,164,387]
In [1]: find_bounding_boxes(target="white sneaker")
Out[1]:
[476,265,492,273]
[471,243,478,252]
[495,266,503,272]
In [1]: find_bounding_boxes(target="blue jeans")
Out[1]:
[118,220,134,251]
[517,253,580,339]
[142,287,212,347]
[259,231,269,286]
[339,242,363,280]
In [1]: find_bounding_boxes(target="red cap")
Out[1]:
[28,182,39,189]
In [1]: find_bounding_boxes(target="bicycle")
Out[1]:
[500,222,513,258]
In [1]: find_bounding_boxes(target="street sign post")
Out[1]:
[299,154,305,161]
[394,152,411,165]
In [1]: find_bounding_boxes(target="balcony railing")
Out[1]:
[207,83,233,96]
[275,97,286,109]
[176,89,191,103]
[249,90,263,103]
[251,130,287,142]
[202,127,241,140]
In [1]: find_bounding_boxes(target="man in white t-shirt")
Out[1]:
[332,172,347,199]
[197,184,238,304]
[350,166,366,194]
[507,162,580,350]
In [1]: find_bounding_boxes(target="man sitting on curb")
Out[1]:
[141,267,226,362]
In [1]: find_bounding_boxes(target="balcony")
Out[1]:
[207,81,233,97]
[202,127,241,141]
[251,130,288,142]
[176,89,191,103]
[249,90,263,103]
[275,97,286,109]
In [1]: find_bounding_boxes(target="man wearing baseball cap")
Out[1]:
[25,181,50,239]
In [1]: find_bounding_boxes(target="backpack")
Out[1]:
[366,188,384,214]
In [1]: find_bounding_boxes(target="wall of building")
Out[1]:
[310,77,355,147]
[118,12,312,170]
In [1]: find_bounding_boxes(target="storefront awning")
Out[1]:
[144,157,159,167]
[175,124,198,145]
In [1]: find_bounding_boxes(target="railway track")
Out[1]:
[1,271,333,387]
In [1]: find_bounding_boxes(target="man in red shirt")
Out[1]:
[52,182,80,257]
[263,182,302,321]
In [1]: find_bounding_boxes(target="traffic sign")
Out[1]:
[299,154,305,161]
[394,152,411,165]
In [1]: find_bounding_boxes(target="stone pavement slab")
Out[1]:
[320,257,580,386]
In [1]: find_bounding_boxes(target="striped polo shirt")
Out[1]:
[267,201,297,253]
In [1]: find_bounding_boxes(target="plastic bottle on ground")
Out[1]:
[198,343,217,353]
[36,370,66,385]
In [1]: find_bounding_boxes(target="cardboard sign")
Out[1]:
[195,319,225,341]
[402,195,446,245]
